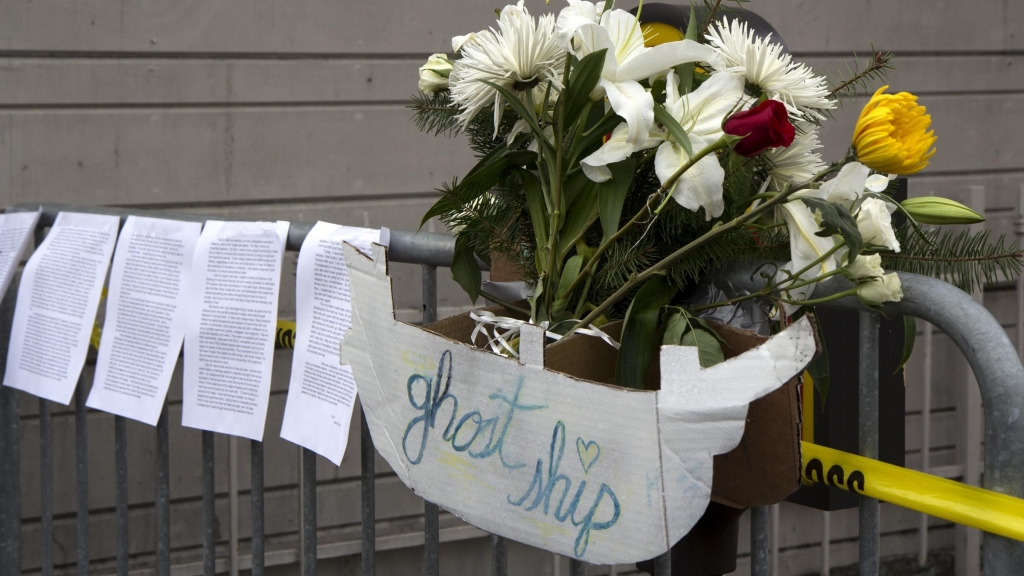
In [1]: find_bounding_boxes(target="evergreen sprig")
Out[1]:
[827,50,895,105]
[408,91,461,137]
[881,223,1024,293]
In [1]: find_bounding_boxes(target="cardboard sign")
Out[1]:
[341,245,816,564]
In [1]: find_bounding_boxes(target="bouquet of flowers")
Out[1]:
[410,0,1022,390]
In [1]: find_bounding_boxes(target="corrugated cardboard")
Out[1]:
[341,244,817,564]
[546,320,805,509]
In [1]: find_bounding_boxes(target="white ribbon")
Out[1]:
[468,309,620,359]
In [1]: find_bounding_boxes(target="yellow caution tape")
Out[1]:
[275,319,296,349]
[801,441,1024,542]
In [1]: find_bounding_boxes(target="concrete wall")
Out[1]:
[4,0,1022,574]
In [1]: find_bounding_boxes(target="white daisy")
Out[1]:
[448,1,566,136]
[763,123,826,190]
[705,18,835,120]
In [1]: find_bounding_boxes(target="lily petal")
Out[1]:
[616,40,726,82]
[865,173,890,193]
[779,200,839,277]
[554,0,604,52]
[819,161,871,206]
[581,122,660,182]
[655,135,726,220]
[599,77,654,147]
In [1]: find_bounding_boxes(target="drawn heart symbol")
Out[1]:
[576,438,601,474]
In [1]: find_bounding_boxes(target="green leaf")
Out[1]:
[564,169,593,211]
[681,328,725,368]
[559,184,599,258]
[551,255,584,314]
[597,158,638,243]
[804,311,830,404]
[801,197,864,262]
[897,315,916,373]
[517,169,549,248]
[616,276,678,389]
[451,236,482,305]
[671,4,700,95]
[479,79,551,153]
[565,49,607,128]
[653,102,693,159]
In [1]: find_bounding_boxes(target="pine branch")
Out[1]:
[699,0,749,38]
[880,223,1024,293]
[408,91,461,137]
[827,50,895,102]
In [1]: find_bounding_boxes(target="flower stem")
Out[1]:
[781,287,859,306]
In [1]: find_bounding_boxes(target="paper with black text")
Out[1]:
[182,220,289,440]
[279,222,387,464]
[0,210,41,300]
[3,212,119,404]
[86,216,202,425]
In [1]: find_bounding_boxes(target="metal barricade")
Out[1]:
[0,203,1022,576]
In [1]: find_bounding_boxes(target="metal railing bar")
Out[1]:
[569,558,585,576]
[751,506,769,576]
[156,404,171,576]
[491,535,506,576]
[858,312,881,576]
[11,204,467,267]
[361,411,375,576]
[919,321,934,566]
[251,440,265,576]
[40,398,53,576]
[115,415,129,576]
[420,263,440,576]
[652,551,671,576]
[201,431,215,576]
[75,377,89,576]
[301,447,317,576]
[228,436,239,576]
[0,284,20,576]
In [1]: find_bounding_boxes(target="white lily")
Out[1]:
[797,161,893,207]
[775,199,841,315]
[555,2,725,150]
[653,70,749,219]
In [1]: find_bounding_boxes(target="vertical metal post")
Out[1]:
[859,311,880,576]
[301,448,317,576]
[652,552,671,576]
[229,436,239,576]
[1016,184,1024,360]
[0,280,20,576]
[821,510,831,575]
[919,321,933,567]
[202,431,216,576]
[361,411,375,576]
[569,559,586,576]
[39,399,53,576]
[251,441,265,576]
[115,415,129,576]
[156,404,171,576]
[958,186,986,576]
[770,503,780,575]
[421,264,440,576]
[75,377,89,576]
[751,506,770,576]
[491,534,507,576]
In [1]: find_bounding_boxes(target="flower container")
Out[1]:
[341,244,817,564]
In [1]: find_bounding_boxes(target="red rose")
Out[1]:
[722,100,795,157]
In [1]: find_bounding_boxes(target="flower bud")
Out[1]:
[846,253,884,280]
[722,100,795,157]
[856,197,900,252]
[900,196,985,225]
[857,272,903,304]
[418,53,453,95]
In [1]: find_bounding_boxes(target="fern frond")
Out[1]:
[881,223,1024,293]
[408,91,461,137]
[827,50,895,106]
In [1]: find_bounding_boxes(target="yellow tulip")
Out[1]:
[852,86,937,175]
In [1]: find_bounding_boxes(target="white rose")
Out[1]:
[857,272,903,304]
[856,197,900,252]
[846,253,884,280]
[418,53,453,95]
